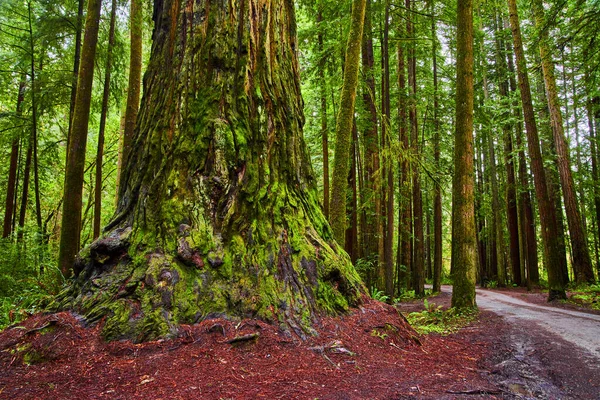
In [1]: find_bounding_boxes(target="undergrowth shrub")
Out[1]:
[0,232,63,329]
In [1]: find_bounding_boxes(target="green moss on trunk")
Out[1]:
[53,0,364,342]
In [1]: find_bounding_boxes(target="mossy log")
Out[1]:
[54,0,364,342]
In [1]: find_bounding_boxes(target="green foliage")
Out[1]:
[0,236,63,330]
[407,301,478,335]
[566,284,600,310]
[369,286,389,302]
[394,289,434,303]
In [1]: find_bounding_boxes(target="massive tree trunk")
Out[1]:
[507,0,566,299]
[56,0,363,342]
[451,0,477,308]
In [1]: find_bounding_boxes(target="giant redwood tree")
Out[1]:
[56,0,363,342]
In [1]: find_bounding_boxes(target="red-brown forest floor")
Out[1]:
[1,290,598,399]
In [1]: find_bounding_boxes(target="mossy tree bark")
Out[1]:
[57,0,102,276]
[506,0,566,299]
[451,0,477,309]
[57,0,363,342]
[317,6,329,221]
[330,0,367,245]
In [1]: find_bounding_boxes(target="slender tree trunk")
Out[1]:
[3,80,25,238]
[119,0,144,197]
[58,0,102,276]
[381,0,394,298]
[505,39,539,285]
[345,123,359,263]
[317,7,329,221]
[451,0,477,308]
[432,4,442,293]
[330,0,367,245]
[532,0,595,284]
[67,0,84,157]
[28,2,42,231]
[507,0,566,299]
[407,0,424,297]
[588,94,600,274]
[17,142,33,242]
[494,14,519,286]
[57,0,364,341]
[361,0,380,280]
[397,38,411,293]
[93,0,117,240]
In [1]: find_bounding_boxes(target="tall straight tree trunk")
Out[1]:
[361,0,381,277]
[451,0,477,308]
[93,0,117,240]
[119,0,144,196]
[57,0,102,276]
[478,14,505,285]
[56,0,364,342]
[532,0,595,284]
[381,0,394,298]
[3,79,25,238]
[397,38,411,293]
[330,0,367,245]
[588,94,600,273]
[28,2,42,231]
[345,123,359,263]
[67,0,84,156]
[406,0,424,297]
[317,7,329,221]
[506,0,566,300]
[534,66,570,285]
[505,36,539,285]
[17,142,33,241]
[494,14,518,286]
[431,4,442,293]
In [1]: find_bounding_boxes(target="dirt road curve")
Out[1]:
[441,286,600,399]
[475,288,600,362]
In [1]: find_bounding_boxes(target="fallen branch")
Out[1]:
[226,333,259,344]
[446,389,502,395]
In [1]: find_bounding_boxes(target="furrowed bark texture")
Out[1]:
[431,6,442,294]
[451,0,477,308]
[330,0,367,245]
[56,0,363,342]
[57,0,102,276]
[507,0,566,299]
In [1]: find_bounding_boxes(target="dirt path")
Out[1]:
[440,285,600,399]
[475,287,600,362]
